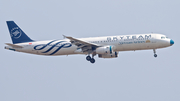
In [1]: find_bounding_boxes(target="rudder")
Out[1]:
[6,21,33,44]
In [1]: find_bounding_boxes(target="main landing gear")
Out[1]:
[86,55,95,64]
[153,49,157,58]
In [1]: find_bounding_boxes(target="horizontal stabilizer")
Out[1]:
[5,43,23,48]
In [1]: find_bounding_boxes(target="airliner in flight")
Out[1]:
[5,21,174,63]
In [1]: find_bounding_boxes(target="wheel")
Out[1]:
[86,56,91,61]
[154,54,157,57]
[90,58,95,63]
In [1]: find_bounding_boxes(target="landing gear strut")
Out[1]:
[153,49,157,58]
[86,54,96,64]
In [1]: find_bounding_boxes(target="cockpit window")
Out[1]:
[161,36,170,39]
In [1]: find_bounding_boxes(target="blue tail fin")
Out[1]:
[6,21,33,44]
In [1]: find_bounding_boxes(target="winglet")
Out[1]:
[63,35,67,39]
[63,35,73,39]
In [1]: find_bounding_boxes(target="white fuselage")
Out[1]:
[5,33,173,56]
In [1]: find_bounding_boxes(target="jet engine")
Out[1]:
[96,46,116,54]
[98,52,118,58]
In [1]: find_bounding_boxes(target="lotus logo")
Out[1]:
[11,27,22,39]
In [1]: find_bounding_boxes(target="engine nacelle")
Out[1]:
[98,52,118,58]
[96,46,116,54]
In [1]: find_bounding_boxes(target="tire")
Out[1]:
[154,54,157,57]
[90,58,95,63]
[86,56,91,61]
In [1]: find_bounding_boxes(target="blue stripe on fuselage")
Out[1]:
[34,40,72,55]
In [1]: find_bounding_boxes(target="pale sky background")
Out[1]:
[0,0,180,101]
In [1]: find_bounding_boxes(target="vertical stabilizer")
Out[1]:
[6,21,33,44]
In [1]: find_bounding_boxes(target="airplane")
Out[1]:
[5,21,174,63]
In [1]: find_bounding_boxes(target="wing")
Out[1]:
[63,35,101,53]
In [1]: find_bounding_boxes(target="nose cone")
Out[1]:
[170,39,174,45]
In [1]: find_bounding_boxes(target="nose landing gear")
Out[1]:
[154,54,157,57]
[153,49,158,58]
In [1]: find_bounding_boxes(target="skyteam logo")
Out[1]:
[11,27,22,39]
[34,40,72,55]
